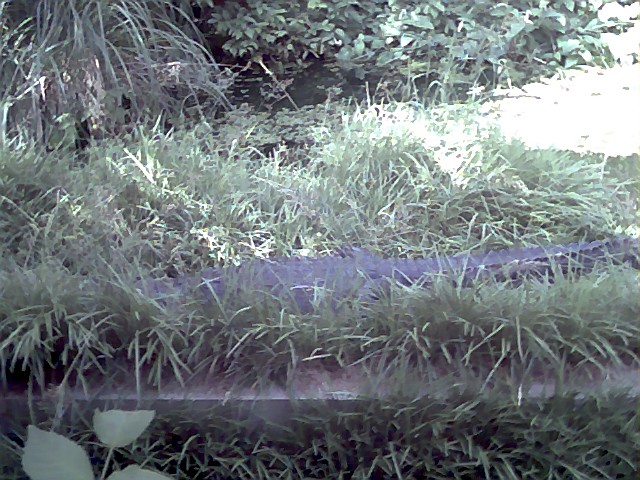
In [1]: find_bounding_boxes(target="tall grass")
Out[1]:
[0,3,637,477]
[0,0,230,150]
[0,100,637,393]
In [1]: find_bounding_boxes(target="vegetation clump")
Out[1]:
[0,1,638,478]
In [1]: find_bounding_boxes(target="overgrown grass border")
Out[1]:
[2,387,638,479]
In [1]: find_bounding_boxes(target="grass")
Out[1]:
[2,390,638,479]
[1,2,637,477]
[0,99,638,478]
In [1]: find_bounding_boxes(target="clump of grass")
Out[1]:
[0,0,231,151]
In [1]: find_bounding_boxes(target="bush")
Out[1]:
[204,0,637,90]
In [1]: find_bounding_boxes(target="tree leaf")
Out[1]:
[22,426,94,480]
[93,409,155,448]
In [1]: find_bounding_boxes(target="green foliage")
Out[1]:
[207,0,380,63]
[22,426,94,480]
[8,395,639,479]
[93,410,157,449]
[21,410,170,480]
[0,0,230,149]
[204,0,636,91]
[0,101,637,394]
[0,1,637,478]
[1,89,638,480]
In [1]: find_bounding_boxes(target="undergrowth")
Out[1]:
[1,1,638,477]
[2,393,638,479]
[1,100,638,478]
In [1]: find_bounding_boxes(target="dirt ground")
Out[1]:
[481,63,639,158]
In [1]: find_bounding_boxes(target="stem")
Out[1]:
[100,447,114,480]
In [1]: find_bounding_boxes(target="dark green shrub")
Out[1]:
[203,0,636,89]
